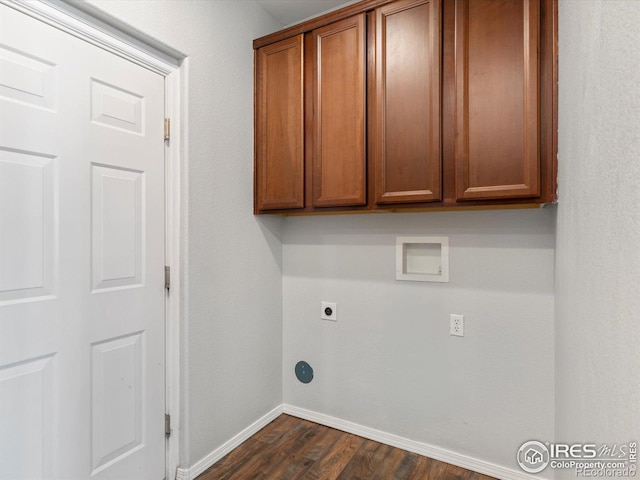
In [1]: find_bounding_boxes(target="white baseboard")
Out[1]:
[176,404,283,480]
[174,468,189,480]
[176,403,547,480]
[282,404,546,480]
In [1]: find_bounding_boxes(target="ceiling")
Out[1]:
[256,0,356,27]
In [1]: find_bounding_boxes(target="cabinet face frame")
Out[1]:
[454,0,541,201]
[309,14,368,208]
[372,0,442,205]
[255,35,305,212]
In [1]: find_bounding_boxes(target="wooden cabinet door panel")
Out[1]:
[454,0,540,200]
[255,35,304,211]
[311,14,367,207]
[373,0,442,204]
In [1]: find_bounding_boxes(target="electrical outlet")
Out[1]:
[450,314,464,337]
[321,302,337,321]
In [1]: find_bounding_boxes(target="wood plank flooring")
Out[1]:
[196,414,496,480]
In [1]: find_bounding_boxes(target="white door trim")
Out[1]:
[2,0,180,75]
[0,1,185,478]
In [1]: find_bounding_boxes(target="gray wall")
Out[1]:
[283,209,556,471]
[556,0,640,472]
[84,0,285,468]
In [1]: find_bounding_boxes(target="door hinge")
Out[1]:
[165,265,170,290]
[165,413,171,437]
[164,118,170,141]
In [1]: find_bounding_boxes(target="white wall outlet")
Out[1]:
[321,302,337,321]
[450,314,464,337]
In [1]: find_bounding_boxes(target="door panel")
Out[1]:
[0,355,55,479]
[0,5,165,479]
[0,148,56,303]
[311,14,367,207]
[90,79,145,135]
[90,332,144,472]
[91,164,145,291]
[0,43,57,110]
[454,0,540,200]
[373,0,442,204]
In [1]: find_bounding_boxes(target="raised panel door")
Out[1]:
[372,0,442,204]
[311,14,367,207]
[0,5,165,478]
[255,35,304,212]
[454,0,540,200]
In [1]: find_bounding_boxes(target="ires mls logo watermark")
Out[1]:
[517,441,637,476]
[517,441,551,473]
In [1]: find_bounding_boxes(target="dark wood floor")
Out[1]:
[196,414,496,480]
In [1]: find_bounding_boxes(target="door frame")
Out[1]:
[0,1,184,478]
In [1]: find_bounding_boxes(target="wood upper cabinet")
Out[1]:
[252,0,557,214]
[454,0,541,201]
[254,35,304,212]
[371,0,442,204]
[310,14,367,207]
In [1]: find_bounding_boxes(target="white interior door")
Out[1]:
[0,4,166,479]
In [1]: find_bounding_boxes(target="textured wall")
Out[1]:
[556,0,640,471]
[283,209,556,472]
[82,0,284,468]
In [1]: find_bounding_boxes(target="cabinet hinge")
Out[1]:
[165,265,170,290]
[165,413,171,437]
[164,118,170,141]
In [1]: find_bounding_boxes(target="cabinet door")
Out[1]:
[311,14,367,207]
[372,0,442,204]
[454,0,540,200]
[255,35,304,211]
